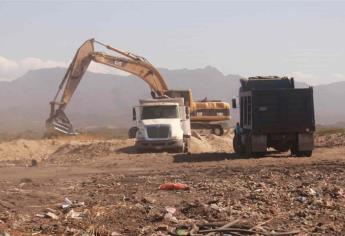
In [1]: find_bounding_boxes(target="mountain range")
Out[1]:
[0,67,344,132]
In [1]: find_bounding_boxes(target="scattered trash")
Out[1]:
[142,196,156,204]
[35,214,45,218]
[296,196,307,203]
[159,183,189,190]
[165,206,176,215]
[111,231,122,236]
[155,224,169,231]
[0,231,11,236]
[337,188,345,198]
[62,197,73,209]
[210,203,221,211]
[46,212,59,220]
[66,209,84,220]
[35,211,58,220]
[45,208,56,213]
[2,135,345,235]
[61,197,85,210]
[164,213,178,223]
[173,219,300,235]
[308,188,317,196]
[175,228,189,236]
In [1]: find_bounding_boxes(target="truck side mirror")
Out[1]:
[185,107,190,119]
[132,108,136,121]
[232,98,237,109]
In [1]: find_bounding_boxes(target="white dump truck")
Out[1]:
[133,97,191,153]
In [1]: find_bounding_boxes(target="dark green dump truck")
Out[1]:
[233,76,315,157]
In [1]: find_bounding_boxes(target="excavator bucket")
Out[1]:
[46,108,78,135]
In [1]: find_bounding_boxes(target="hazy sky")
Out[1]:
[0,1,344,85]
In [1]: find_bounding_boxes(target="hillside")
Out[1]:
[0,67,343,132]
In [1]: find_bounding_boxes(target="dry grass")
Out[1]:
[316,126,345,136]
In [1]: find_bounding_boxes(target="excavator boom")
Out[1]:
[47,38,231,136]
[46,39,168,134]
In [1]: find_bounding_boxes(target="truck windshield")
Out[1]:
[141,105,178,119]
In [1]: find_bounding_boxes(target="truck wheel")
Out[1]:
[183,137,191,153]
[297,151,312,157]
[175,145,185,153]
[212,126,224,136]
[233,135,245,156]
[303,151,312,157]
[253,152,266,158]
[291,141,312,157]
[128,127,138,139]
[135,147,145,154]
[244,137,252,158]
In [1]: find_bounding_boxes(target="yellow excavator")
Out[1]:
[46,39,230,136]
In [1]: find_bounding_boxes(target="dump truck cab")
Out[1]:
[133,97,191,153]
[232,76,315,157]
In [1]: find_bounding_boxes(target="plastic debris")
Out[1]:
[164,213,178,223]
[111,231,122,236]
[66,209,84,220]
[159,183,189,190]
[0,231,11,236]
[165,206,176,215]
[62,197,73,209]
[36,211,59,220]
[176,228,189,236]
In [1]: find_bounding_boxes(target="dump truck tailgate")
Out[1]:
[251,88,315,133]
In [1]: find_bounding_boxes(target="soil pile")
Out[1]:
[0,139,61,163]
[315,133,345,147]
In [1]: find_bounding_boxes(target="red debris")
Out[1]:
[159,183,189,190]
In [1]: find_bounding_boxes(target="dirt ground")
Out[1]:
[0,132,345,235]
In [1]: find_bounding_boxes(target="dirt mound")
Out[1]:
[0,133,233,165]
[315,133,345,147]
[0,139,62,163]
[190,131,233,153]
[46,139,135,164]
[0,138,135,165]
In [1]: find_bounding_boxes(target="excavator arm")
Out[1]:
[46,39,168,134]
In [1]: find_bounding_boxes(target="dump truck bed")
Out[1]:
[241,88,315,133]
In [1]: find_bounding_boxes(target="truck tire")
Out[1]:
[212,126,224,136]
[135,147,145,154]
[252,152,266,157]
[128,127,138,139]
[183,137,191,153]
[291,142,312,157]
[297,151,312,157]
[233,135,245,156]
[175,144,185,153]
[244,135,252,157]
[302,151,312,157]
